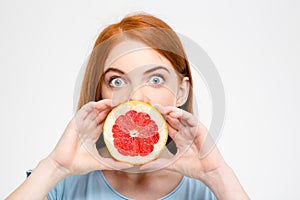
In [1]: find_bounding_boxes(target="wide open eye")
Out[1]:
[149,74,164,86]
[109,77,126,87]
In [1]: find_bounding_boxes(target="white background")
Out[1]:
[1,0,299,199]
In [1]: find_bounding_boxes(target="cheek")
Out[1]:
[101,85,113,99]
[147,87,177,106]
[101,85,177,107]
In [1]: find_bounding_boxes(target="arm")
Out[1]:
[201,163,249,200]
[6,157,67,200]
[6,100,131,200]
[142,105,250,200]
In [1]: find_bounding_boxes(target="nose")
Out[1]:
[130,86,150,103]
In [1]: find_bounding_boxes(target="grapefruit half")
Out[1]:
[103,100,168,164]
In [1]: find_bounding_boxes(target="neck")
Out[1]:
[102,168,183,199]
[104,168,167,183]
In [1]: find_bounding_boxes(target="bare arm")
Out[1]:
[201,164,249,200]
[6,100,131,200]
[141,105,250,199]
[6,157,68,200]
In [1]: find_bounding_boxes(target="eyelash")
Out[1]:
[107,73,166,87]
[108,76,125,87]
[152,73,165,79]
[108,76,119,83]
[148,73,165,86]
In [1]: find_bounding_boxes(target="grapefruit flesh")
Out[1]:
[103,101,168,164]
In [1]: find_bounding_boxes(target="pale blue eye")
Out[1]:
[110,77,125,87]
[149,75,164,85]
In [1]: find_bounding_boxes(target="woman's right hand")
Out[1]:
[47,99,132,177]
[6,99,133,200]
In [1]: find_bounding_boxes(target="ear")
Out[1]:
[176,77,190,107]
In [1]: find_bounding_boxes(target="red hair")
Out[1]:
[78,13,193,112]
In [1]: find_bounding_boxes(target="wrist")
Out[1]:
[200,164,249,200]
[6,157,70,200]
[42,156,71,180]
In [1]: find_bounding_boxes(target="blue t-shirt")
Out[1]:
[48,170,216,200]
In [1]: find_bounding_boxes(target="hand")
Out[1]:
[47,99,132,177]
[141,105,226,180]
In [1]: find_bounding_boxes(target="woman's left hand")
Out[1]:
[142,105,226,179]
[141,105,250,200]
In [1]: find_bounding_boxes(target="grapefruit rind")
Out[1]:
[103,100,168,165]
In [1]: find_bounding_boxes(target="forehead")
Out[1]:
[104,40,173,73]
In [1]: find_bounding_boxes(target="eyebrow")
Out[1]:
[103,65,170,77]
[102,68,125,76]
[143,66,170,75]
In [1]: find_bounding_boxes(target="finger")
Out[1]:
[87,109,99,122]
[79,141,133,171]
[86,106,110,124]
[87,99,112,122]
[153,105,181,133]
[167,124,179,141]
[94,99,112,111]
[76,101,95,121]
[153,104,173,117]
[95,107,111,125]
[156,105,198,127]
[154,105,197,128]
[79,147,133,171]
[169,109,198,127]
[165,115,181,132]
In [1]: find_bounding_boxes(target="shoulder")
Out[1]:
[48,171,108,200]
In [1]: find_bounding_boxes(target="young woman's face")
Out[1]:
[101,40,185,107]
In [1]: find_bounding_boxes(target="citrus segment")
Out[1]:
[103,100,168,164]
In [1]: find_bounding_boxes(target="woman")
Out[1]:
[7,13,249,200]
